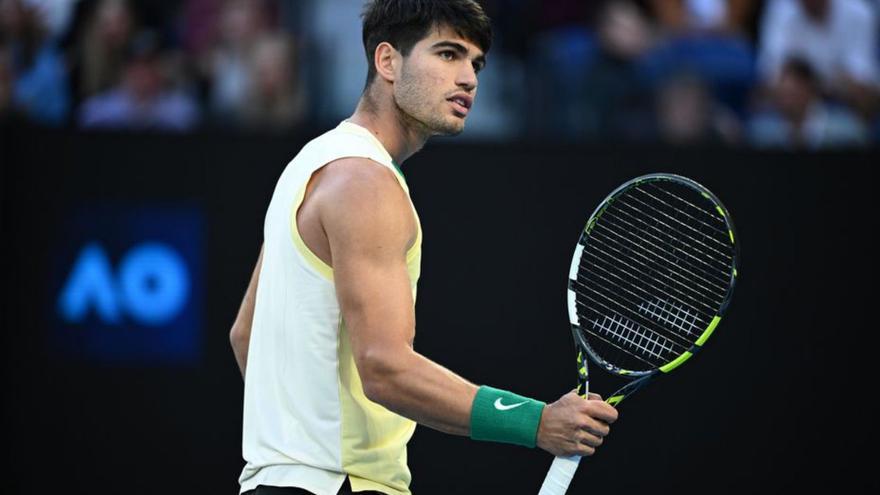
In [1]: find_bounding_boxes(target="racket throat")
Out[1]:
[607,374,654,407]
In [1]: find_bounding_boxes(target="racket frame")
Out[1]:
[539,173,739,495]
[567,173,739,404]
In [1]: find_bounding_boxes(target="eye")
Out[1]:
[438,50,456,61]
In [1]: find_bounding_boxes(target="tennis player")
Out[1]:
[229,2,618,494]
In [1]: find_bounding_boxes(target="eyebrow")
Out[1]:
[430,40,487,68]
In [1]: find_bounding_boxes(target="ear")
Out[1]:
[374,41,400,83]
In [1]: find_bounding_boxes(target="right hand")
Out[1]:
[536,390,618,457]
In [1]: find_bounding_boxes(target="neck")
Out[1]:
[347,89,432,165]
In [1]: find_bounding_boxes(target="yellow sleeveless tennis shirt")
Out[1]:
[239,121,421,495]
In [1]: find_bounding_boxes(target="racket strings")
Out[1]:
[634,184,734,263]
[636,184,728,239]
[622,192,733,260]
[584,235,722,314]
[574,295,681,366]
[599,201,731,286]
[634,185,732,249]
[601,202,731,285]
[592,219,728,296]
[571,275,700,358]
[573,259,711,345]
[645,182,727,229]
[574,180,736,373]
[590,313,675,361]
[577,319,658,368]
[638,298,702,336]
[571,280,693,362]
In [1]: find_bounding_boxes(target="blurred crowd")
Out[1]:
[1,0,878,148]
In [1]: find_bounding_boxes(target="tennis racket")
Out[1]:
[537,173,739,494]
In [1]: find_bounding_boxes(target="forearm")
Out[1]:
[230,246,263,379]
[362,348,478,436]
[230,320,251,379]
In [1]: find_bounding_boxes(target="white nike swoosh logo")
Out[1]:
[494,398,528,411]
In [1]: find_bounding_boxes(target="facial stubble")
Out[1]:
[393,62,465,137]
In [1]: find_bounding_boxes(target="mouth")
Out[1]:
[447,94,473,116]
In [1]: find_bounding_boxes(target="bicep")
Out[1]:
[318,160,417,371]
[333,242,415,357]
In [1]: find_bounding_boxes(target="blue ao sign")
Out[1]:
[51,204,203,365]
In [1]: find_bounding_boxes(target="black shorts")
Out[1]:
[243,477,384,495]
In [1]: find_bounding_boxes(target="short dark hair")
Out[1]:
[361,0,493,87]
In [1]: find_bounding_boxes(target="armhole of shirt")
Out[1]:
[290,178,335,281]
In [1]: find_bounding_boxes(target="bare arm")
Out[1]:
[230,245,263,379]
[319,159,476,435]
[317,159,618,453]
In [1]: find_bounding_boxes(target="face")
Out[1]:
[392,25,485,136]
[97,0,133,47]
[776,69,814,118]
[253,37,293,98]
[657,79,710,143]
[125,58,163,101]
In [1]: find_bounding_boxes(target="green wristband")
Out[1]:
[469,385,546,448]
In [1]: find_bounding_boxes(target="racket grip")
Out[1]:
[537,350,589,494]
[537,455,582,495]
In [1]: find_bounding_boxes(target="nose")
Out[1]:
[456,62,478,92]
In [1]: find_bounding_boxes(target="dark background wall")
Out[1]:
[1,127,876,494]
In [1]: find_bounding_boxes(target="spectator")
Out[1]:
[521,0,605,138]
[655,72,742,144]
[650,0,758,35]
[0,0,70,126]
[298,0,367,125]
[640,0,757,113]
[21,0,78,41]
[78,29,199,131]
[199,0,273,123]
[238,33,306,131]
[757,0,880,118]
[180,0,223,59]
[581,0,656,140]
[748,57,868,148]
[71,0,136,100]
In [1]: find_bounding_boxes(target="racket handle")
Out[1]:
[538,455,581,495]
[538,352,590,494]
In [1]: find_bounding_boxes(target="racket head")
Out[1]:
[567,173,738,382]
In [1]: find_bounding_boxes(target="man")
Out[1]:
[229,2,618,494]
[748,57,868,148]
[757,0,880,118]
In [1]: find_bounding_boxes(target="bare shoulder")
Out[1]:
[315,157,405,201]
[312,157,414,253]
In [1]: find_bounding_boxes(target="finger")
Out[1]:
[578,432,604,448]
[585,401,619,423]
[579,416,610,437]
[587,393,603,401]
[578,444,597,457]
